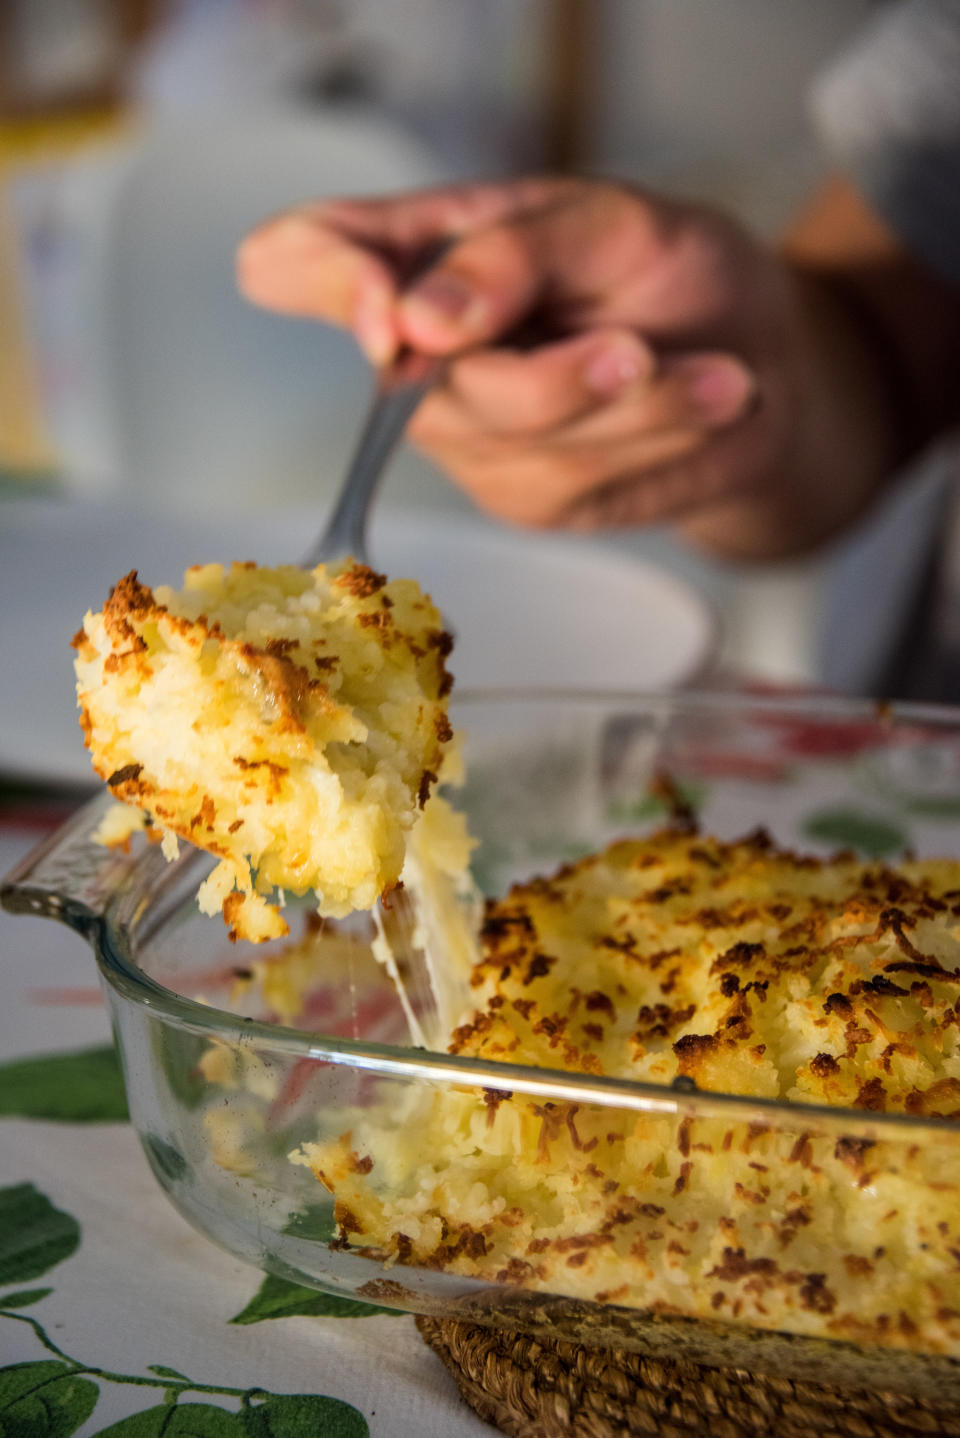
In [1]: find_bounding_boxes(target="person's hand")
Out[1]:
[238,176,899,558]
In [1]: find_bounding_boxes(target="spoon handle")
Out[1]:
[301,349,446,570]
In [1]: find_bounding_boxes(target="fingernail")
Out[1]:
[404,272,482,331]
[584,339,646,396]
[353,290,395,365]
[683,356,756,421]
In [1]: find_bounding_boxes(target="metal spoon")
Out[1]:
[300,344,446,569]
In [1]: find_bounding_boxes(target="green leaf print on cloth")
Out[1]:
[0,1287,53,1309]
[242,1391,370,1437]
[94,1394,369,1438]
[230,1274,399,1325]
[800,807,908,860]
[0,1183,80,1286]
[0,1360,99,1438]
[92,1402,242,1436]
[0,1045,128,1123]
[0,1183,370,1437]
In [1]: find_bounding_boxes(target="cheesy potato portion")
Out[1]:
[296,829,960,1352]
[73,561,454,941]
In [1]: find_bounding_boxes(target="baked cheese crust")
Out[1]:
[296,828,960,1351]
[73,561,453,940]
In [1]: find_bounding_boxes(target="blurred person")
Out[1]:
[236,0,960,565]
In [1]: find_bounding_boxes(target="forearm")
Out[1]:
[678,178,960,562]
[782,176,960,461]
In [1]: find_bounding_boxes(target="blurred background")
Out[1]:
[0,0,953,698]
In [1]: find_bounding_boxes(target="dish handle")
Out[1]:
[1,793,146,939]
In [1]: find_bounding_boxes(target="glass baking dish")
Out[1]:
[6,690,960,1401]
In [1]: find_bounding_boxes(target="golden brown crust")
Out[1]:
[333,563,387,598]
[292,829,960,1354]
[452,830,960,1111]
[75,559,457,940]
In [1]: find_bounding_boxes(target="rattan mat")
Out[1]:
[416,1315,960,1437]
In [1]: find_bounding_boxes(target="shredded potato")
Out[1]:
[73,561,454,940]
[295,828,960,1352]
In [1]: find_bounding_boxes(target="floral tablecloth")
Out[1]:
[0,818,493,1438]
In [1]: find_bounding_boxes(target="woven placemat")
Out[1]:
[416,1315,960,1438]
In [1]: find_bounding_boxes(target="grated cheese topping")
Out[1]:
[73,561,454,941]
[294,828,960,1353]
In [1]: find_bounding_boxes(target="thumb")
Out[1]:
[398,228,542,354]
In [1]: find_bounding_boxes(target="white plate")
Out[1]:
[0,497,715,785]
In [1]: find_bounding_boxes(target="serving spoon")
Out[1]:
[300,346,446,568]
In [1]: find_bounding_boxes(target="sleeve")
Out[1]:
[811,0,960,287]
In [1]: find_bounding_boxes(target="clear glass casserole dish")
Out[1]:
[6,690,960,1401]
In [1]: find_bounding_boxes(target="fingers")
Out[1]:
[409,347,757,527]
[437,329,655,433]
[237,178,576,363]
[397,183,677,355]
[238,211,401,361]
[414,345,753,444]
[238,173,686,368]
[398,225,546,354]
[308,176,574,253]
